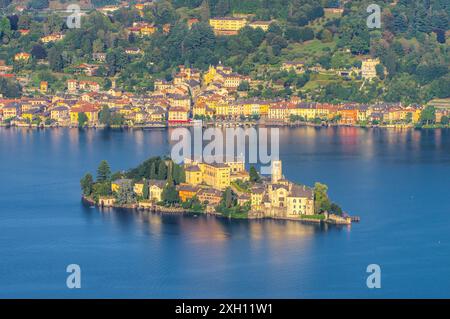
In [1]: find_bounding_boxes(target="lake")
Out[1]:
[1,126,450,298]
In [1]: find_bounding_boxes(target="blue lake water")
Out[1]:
[1,126,450,298]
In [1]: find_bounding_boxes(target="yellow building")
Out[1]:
[40,33,65,43]
[140,25,157,36]
[268,104,288,120]
[203,65,217,86]
[51,106,70,123]
[286,185,314,217]
[185,165,202,185]
[199,162,231,190]
[250,187,265,210]
[40,81,48,93]
[177,184,199,202]
[209,17,247,35]
[248,21,271,31]
[133,182,145,196]
[168,107,189,123]
[148,180,165,202]
[69,104,99,126]
[185,161,232,190]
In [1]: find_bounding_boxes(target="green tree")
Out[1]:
[97,160,111,182]
[157,161,167,180]
[48,47,64,72]
[419,106,436,125]
[142,180,149,200]
[441,116,449,125]
[375,64,385,80]
[80,173,94,196]
[116,180,136,205]
[78,112,88,127]
[99,105,111,126]
[92,182,112,200]
[162,184,179,204]
[249,165,261,183]
[314,182,331,214]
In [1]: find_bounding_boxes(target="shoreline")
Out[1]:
[2,122,449,130]
[82,196,352,225]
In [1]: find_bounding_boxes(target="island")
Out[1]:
[81,156,355,225]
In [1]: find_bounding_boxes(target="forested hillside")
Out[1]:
[0,0,449,103]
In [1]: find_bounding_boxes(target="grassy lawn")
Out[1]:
[231,181,251,193]
[281,40,336,63]
[300,214,325,220]
[307,11,342,32]
[302,72,340,90]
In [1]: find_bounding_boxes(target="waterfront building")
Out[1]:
[149,180,165,202]
[168,107,189,123]
[268,103,288,120]
[177,184,199,202]
[286,184,314,217]
[69,103,100,126]
[197,188,222,206]
[50,106,70,124]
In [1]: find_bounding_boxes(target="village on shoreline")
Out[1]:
[2,62,449,131]
[81,156,357,225]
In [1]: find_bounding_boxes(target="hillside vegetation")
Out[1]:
[0,0,449,104]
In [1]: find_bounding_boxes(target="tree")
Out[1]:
[237,81,250,92]
[99,105,111,126]
[330,202,343,216]
[157,161,167,180]
[116,180,136,205]
[78,112,88,127]
[0,78,21,98]
[419,106,436,125]
[441,116,449,125]
[314,182,331,214]
[97,160,111,182]
[0,16,11,40]
[142,180,149,199]
[92,181,112,200]
[31,45,47,60]
[375,64,385,80]
[162,184,179,204]
[80,173,94,196]
[249,165,261,183]
[28,0,49,9]
[48,47,64,72]
[172,163,185,184]
[223,187,236,209]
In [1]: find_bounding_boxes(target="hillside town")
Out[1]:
[1,1,448,129]
[1,60,448,128]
